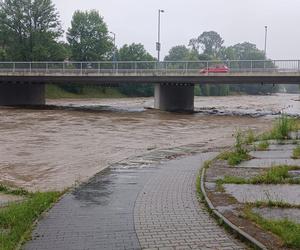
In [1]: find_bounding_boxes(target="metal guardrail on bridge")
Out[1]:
[0,60,300,75]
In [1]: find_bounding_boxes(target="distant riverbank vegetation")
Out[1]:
[0,0,292,98]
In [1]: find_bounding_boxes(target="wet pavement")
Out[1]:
[224,184,300,205]
[238,158,300,168]
[24,152,246,250]
[253,207,300,224]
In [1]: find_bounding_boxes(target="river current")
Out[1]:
[0,94,299,191]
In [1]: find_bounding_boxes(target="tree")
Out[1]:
[164,45,198,61]
[117,43,154,61]
[189,31,224,58]
[0,0,64,61]
[117,43,155,96]
[224,42,265,60]
[67,10,113,61]
[221,42,277,94]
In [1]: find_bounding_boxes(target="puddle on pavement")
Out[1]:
[252,207,300,224]
[0,94,299,191]
[224,184,300,205]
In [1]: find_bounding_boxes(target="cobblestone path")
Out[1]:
[24,152,246,250]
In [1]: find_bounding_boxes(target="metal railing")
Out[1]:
[0,60,300,76]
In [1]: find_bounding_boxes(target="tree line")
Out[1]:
[0,0,276,96]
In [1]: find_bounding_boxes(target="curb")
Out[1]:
[200,167,268,250]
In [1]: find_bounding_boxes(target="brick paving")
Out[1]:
[134,154,245,250]
[24,152,246,250]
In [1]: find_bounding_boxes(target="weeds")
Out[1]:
[244,129,255,145]
[256,141,270,151]
[292,145,300,159]
[260,114,299,140]
[250,200,299,209]
[244,207,300,249]
[217,165,300,185]
[219,130,251,166]
[0,184,29,196]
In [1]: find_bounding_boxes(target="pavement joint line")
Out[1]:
[200,166,268,250]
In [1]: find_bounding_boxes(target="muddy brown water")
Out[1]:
[0,94,299,191]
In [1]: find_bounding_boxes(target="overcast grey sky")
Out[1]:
[52,0,300,60]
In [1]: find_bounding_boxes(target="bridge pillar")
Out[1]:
[154,83,194,112]
[0,83,45,106]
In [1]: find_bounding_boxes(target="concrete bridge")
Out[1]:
[1,60,300,111]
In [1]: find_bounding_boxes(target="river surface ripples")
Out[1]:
[0,94,299,191]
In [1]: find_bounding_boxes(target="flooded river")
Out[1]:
[0,94,299,191]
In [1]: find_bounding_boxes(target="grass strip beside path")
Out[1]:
[217,165,300,186]
[0,191,62,250]
[244,207,300,249]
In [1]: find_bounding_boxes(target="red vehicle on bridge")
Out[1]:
[200,64,230,74]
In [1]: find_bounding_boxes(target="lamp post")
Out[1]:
[110,31,116,62]
[264,26,268,57]
[157,9,165,62]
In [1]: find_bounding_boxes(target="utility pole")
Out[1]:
[264,26,268,57]
[110,31,116,62]
[156,9,165,62]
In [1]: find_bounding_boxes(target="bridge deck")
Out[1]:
[1,60,300,84]
[1,72,300,85]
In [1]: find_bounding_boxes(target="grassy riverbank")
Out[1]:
[46,84,125,99]
[0,185,62,250]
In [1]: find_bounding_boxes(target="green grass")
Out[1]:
[244,207,300,249]
[292,145,300,159]
[250,200,300,209]
[219,130,251,166]
[244,129,256,145]
[219,150,251,166]
[0,184,29,196]
[256,140,270,151]
[46,84,125,99]
[0,189,62,250]
[217,165,300,186]
[260,114,300,141]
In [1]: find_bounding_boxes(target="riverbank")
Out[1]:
[201,116,300,249]
[46,84,125,99]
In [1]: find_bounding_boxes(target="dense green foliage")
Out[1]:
[0,0,68,61]
[164,45,198,61]
[46,84,124,99]
[117,43,155,96]
[67,10,113,61]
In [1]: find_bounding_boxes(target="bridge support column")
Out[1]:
[154,83,194,112]
[0,83,45,106]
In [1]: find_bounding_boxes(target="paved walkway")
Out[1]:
[24,152,246,250]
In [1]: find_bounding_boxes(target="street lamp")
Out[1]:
[264,26,268,57]
[157,9,165,62]
[110,31,117,63]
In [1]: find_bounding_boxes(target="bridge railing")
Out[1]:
[0,60,300,75]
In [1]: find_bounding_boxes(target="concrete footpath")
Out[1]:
[24,151,246,250]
